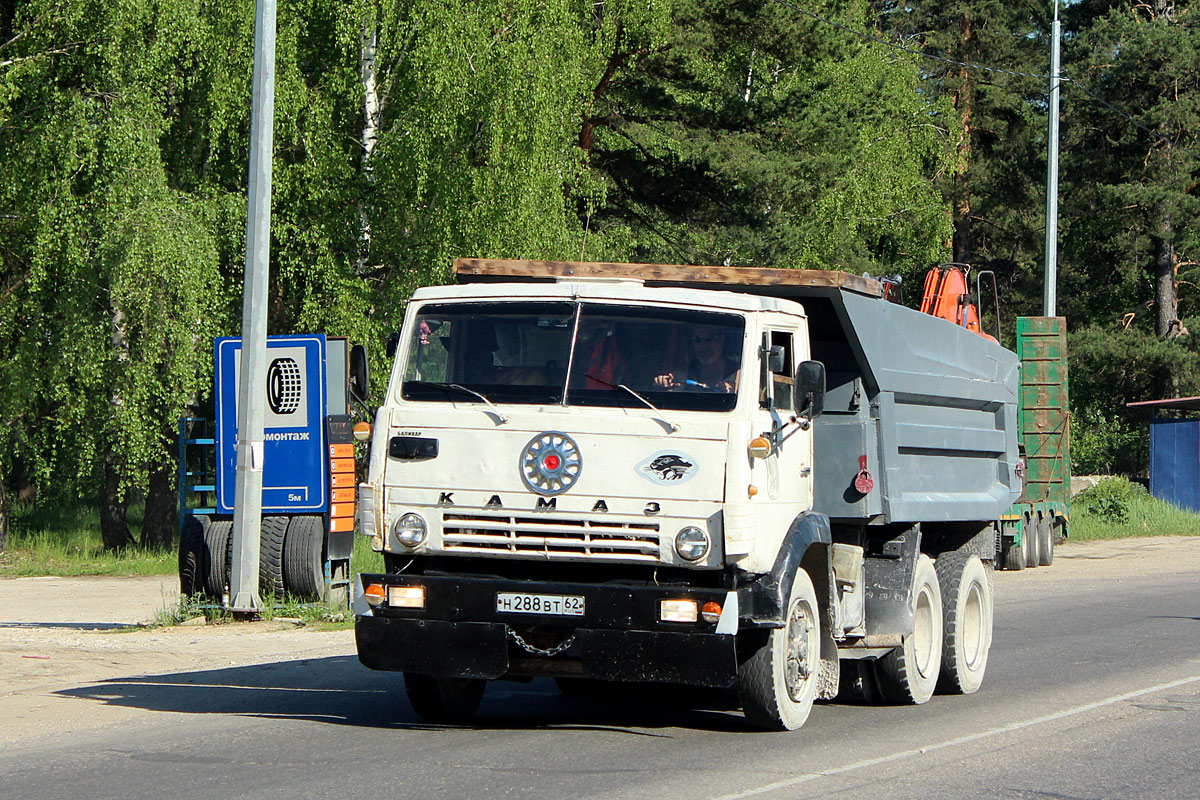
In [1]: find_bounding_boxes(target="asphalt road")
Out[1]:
[2,566,1198,800]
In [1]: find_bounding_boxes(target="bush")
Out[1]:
[1071,407,1146,476]
[1075,476,1149,524]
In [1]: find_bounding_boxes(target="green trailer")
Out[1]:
[998,316,1071,570]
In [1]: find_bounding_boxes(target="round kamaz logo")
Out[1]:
[519,432,582,496]
[267,357,303,415]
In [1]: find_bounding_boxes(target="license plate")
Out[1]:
[496,592,585,617]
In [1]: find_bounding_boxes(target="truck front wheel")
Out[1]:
[737,568,821,731]
[876,555,942,705]
[935,552,992,695]
[404,673,486,724]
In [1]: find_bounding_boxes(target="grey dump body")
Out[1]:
[802,288,1021,524]
[455,258,1022,526]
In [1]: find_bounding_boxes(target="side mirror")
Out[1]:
[349,344,369,402]
[385,332,401,360]
[795,360,825,420]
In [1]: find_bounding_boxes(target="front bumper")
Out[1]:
[354,572,739,688]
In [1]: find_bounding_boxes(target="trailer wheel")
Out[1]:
[935,552,992,695]
[1000,522,1025,571]
[1037,513,1055,566]
[201,520,232,600]
[179,515,209,597]
[876,555,942,705]
[404,673,486,723]
[737,568,821,730]
[283,515,325,600]
[1023,512,1040,569]
[258,516,288,598]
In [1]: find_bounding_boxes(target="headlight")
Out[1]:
[393,513,427,548]
[674,526,710,562]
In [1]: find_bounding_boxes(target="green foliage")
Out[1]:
[1072,476,1200,539]
[1070,407,1145,476]
[1067,321,1200,473]
[586,0,956,275]
[1075,476,1148,523]
[0,501,177,576]
[1060,2,1200,336]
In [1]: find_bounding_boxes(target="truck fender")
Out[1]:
[738,512,835,628]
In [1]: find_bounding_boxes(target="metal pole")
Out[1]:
[230,0,277,614]
[1043,0,1062,317]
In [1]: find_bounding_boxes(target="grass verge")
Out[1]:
[1070,477,1200,540]
[2,503,386,580]
[0,502,176,577]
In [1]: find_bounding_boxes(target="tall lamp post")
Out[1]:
[230,0,277,614]
[1044,0,1062,317]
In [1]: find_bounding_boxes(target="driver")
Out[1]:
[653,328,739,393]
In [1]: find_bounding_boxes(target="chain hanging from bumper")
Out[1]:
[507,626,576,658]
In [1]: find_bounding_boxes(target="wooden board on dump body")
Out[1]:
[453,258,886,301]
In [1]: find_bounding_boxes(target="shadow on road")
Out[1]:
[55,656,755,734]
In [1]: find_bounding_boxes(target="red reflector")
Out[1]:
[544,454,561,471]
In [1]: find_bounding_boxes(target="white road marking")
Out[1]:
[710,674,1200,800]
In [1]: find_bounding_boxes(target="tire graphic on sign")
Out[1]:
[267,357,303,415]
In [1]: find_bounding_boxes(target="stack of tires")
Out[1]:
[179,514,328,602]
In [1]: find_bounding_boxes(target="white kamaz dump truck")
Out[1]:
[353,259,1018,730]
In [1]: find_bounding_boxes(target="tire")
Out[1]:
[404,673,486,723]
[1038,513,1055,567]
[258,516,288,598]
[1000,522,1025,571]
[935,552,993,695]
[283,515,325,600]
[201,520,232,600]
[1024,512,1040,569]
[178,515,209,597]
[737,568,822,730]
[876,554,943,705]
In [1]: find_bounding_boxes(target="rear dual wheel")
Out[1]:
[875,555,943,705]
[935,552,993,695]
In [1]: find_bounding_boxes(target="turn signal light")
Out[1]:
[353,421,373,442]
[660,599,699,623]
[748,437,772,459]
[363,583,385,606]
[700,601,722,624]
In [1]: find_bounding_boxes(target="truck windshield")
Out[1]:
[401,302,744,412]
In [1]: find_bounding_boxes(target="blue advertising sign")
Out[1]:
[214,335,328,514]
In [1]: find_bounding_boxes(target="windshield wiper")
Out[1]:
[414,382,508,425]
[585,375,679,433]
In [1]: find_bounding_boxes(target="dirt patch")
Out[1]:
[0,575,354,745]
[2,536,1197,746]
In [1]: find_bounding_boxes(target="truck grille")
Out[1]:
[440,511,662,563]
